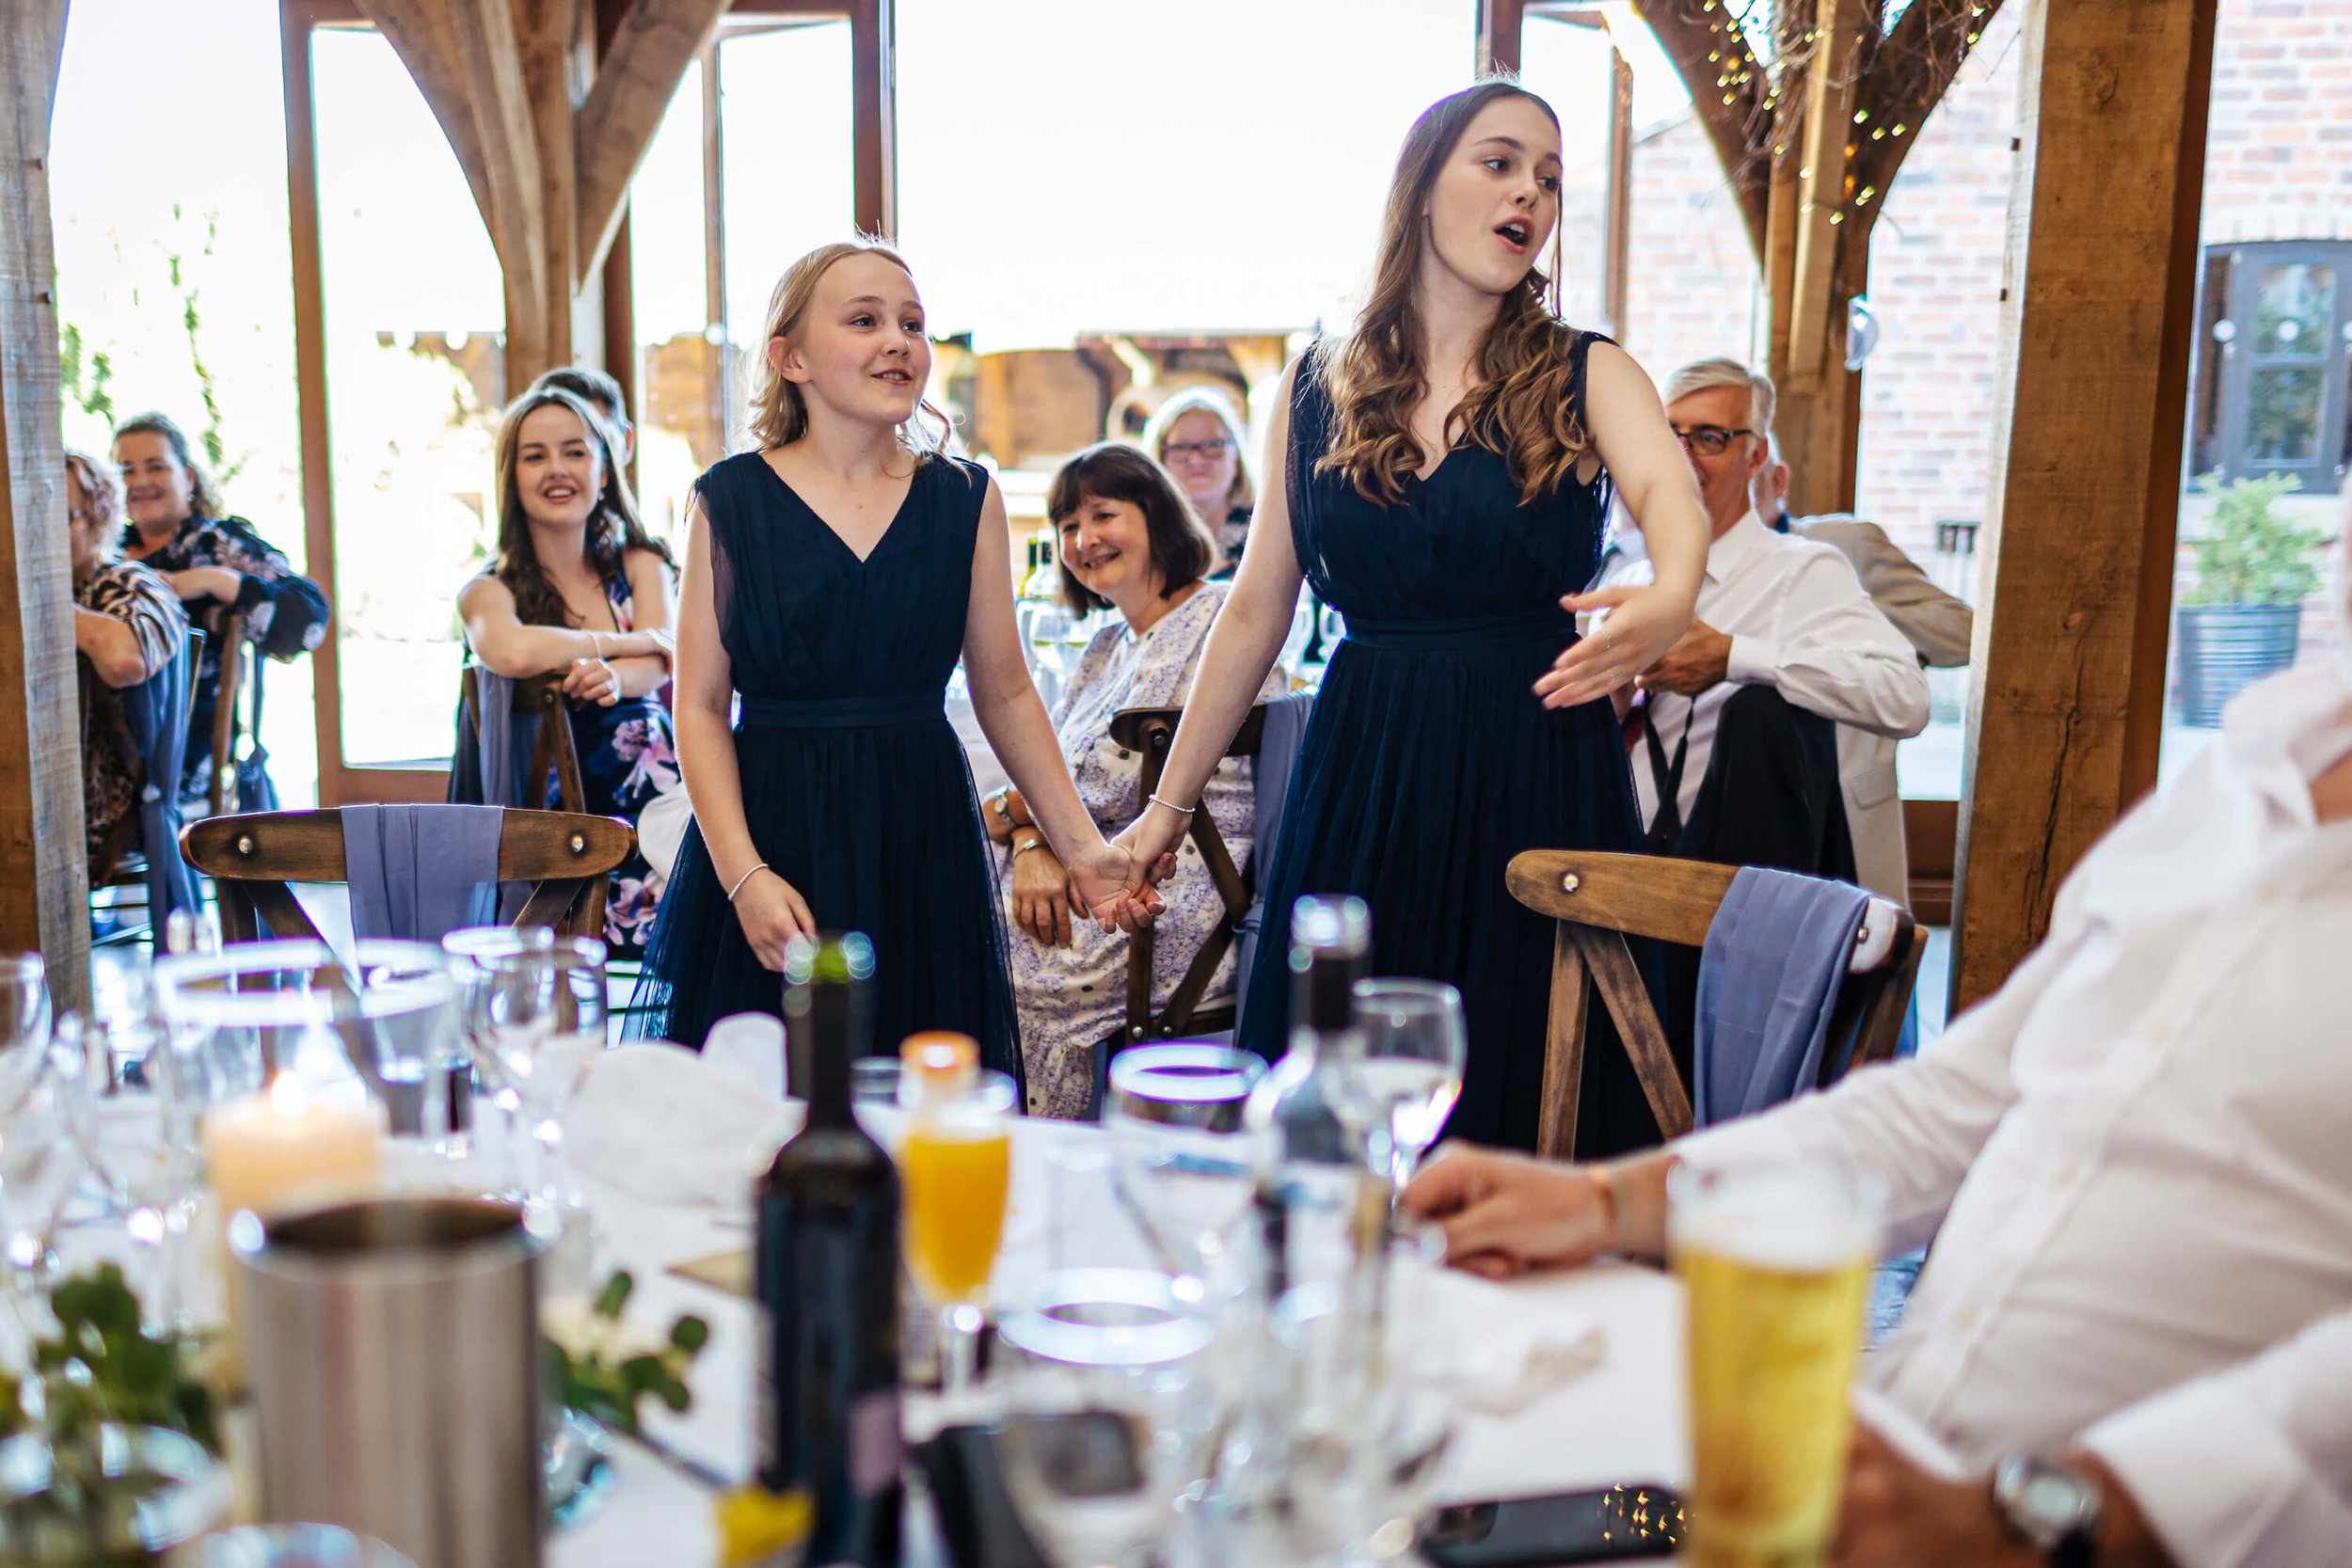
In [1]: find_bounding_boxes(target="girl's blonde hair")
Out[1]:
[743,238,952,454]
[1137,386,1255,517]
[1316,80,1592,510]
[63,450,122,556]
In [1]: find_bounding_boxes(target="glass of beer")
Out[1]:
[1669,1161,1883,1568]
[899,1041,1015,1409]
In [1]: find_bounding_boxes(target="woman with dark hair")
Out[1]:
[983,444,1281,1116]
[457,387,681,954]
[1114,82,1711,1156]
[113,410,328,808]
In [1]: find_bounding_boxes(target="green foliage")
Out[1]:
[0,1267,220,1560]
[59,323,116,429]
[545,1270,710,1438]
[2184,471,2330,608]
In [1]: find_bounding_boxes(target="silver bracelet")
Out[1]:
[1012,836,1051,860]
[1147,793,1198,819]
[725,862,770,903]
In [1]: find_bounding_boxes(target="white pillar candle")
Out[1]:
[202,1072,384,1223]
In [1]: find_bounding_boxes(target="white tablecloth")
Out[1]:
[555,1117,1689,1565]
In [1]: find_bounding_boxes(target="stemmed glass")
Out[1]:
[0,955,53,1113]
[994,1269,1220,1568]
[1327,979,1467,1198]
[472,937,608,1212]
[1103,1044,1266,1289]
[443,926,558,1184]
[899,1062,1014,1412]
[54,1011,202,1330]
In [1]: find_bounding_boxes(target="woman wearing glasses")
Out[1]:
[1112,82,1709,1157]
[1141,387,1254,578]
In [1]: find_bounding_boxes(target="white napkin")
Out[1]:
[1409,1265,1606,1414]
[703,1012,787,1100]
[566,1041,803,1207]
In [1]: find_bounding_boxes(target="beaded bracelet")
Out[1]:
[1146,793,1197,819]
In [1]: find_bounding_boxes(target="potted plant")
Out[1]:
[2175,472,2330,726]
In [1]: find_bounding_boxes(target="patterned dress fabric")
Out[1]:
[119,514,315,804]
[75,560,186,868]
[1236,334,1663,1156]
[634,451,1020,1073]
[1006,584,1281,1118]
[556,573,680,957]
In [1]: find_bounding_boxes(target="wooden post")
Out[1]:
[1776,0,1861,516]
[1475,0,1526,74]
[850,0,896,235]
[0,0,89,1013]
[1952,0,2216,1008]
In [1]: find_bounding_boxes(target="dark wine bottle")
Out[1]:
[756,932,904,1566]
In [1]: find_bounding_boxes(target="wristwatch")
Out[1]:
[1993,1453,2104,1568]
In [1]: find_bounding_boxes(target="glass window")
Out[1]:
[310,25,505,770]
[1518,14,1624,334]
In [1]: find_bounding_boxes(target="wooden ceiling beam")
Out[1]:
[353,0,497,246]
[575,0,729,291]
[1632,0,1772,263]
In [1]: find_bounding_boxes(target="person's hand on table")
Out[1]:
[1010,835,1074,948]
[1400,1145,1613,1279]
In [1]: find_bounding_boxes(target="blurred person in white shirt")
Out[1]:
[1406,484,2352,1568]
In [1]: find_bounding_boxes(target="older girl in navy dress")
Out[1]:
[638,241,1156,1070]
[1119,83,1711,1156]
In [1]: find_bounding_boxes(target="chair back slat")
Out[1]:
[203,607,246,819]
[183,807,631,942]
[1505,850,1732,947]
[1102,702,1270,1045]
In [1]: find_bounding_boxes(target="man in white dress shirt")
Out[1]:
[1603,360,1928,883]
[1406,502,2352,1567]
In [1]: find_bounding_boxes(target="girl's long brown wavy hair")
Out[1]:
[1315,80,1592,510]
[489,388,674,629]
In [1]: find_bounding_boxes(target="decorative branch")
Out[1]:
[1635,0,1774,261]
[1848,0,2008,227]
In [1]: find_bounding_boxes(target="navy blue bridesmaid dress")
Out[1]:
[633,451,1020,1081]
[1236,333,1660,1155]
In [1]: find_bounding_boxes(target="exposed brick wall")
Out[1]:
[1618,0,2352,563]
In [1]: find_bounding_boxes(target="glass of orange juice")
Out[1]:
[899,1038,1015,1407]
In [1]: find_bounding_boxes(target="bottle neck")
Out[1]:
[787,982,868,1127]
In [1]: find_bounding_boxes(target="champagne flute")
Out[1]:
[899,1061,1014,1411]
[1330,979,1466,1197]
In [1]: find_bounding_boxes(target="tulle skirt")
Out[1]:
[1234,629,1661,1156]
[630,713,1020,1085]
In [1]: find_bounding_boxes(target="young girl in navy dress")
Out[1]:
[1118,82,1711,1156]
[638,240,1157,1069]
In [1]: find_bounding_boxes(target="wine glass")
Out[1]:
[899,1065,1014,1412]
[54,1012,203,1331]
[1328,979,1467,1197]
[473,937,607,1212]
[0,955,52,1114]
[1104,1044,1265,1287]
[994,1269,1219,1568]
[443,926,558,1181]
[0,1036,88,1298]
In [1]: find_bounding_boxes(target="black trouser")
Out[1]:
[1658,686,1857,1080]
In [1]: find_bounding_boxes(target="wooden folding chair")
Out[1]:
[199,605,244,818]
[1504,849,1921,1160]
[460,666,589,815]
[87,627,209,945]
[183,807,631,944]
[1103,703,1269,1044]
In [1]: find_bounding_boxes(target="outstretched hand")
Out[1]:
[1535,581,1697,710]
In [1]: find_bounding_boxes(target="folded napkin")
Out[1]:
[704,1012,787,1100]
[566,1042,803,1207]
[1406,1264,1606,1415]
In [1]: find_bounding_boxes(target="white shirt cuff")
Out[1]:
[2083,1370,2352,1568]
[1672,1109,1819,1173]
[1725,634,1780,687]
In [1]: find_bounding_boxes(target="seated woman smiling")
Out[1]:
[987,443,1281,1117]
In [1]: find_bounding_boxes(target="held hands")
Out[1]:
[563,657,624,707]
[731,869,817,972]
[1535,581,1699,710]
[1399,1145,1614,1280]
[1068,834,1173,934]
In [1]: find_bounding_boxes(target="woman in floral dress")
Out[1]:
[457,387,681,956]
[984,444,1282,1117]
